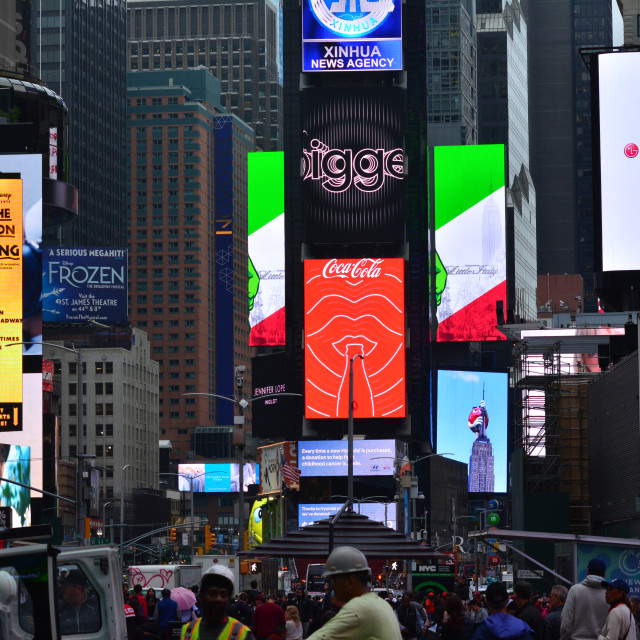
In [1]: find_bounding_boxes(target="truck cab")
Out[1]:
[0,543,127,639]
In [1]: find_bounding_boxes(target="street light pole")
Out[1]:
[102,501,112,540]
[120,464,131,557]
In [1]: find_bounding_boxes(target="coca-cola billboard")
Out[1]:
[304,258,406,419]
[301,87,407,244]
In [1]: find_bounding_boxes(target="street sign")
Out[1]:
[517,569,544,579]
[89,537,110,546]
[487,512,500,526]
[488,554,500,566]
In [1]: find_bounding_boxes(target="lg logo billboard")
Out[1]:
[624,143,639,159]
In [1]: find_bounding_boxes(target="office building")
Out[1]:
[529,0,612,311]
[618,0,638,45]
[127,0,282,152]
[477,0,537,321]
[426,0,478,146]
[127,68,254,463]
[33,0,127,247]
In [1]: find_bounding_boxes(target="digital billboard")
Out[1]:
[248,152,285,346]
[0,444,30,527]
[597,51,640,272]
[433,145,507,342]
[302,0,402,72]
[299,502,397,529]
[177,463,259,493]
[436,370,508,493]
[42,247,128,322]
[304,258,405,419]
[298,439,395,476]
[301,87,406,244]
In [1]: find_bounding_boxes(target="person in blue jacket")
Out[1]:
[472,583,535,640]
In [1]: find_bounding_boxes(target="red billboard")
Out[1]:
[304,258,406,419]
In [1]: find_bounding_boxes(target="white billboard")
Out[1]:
[598,51,640,272]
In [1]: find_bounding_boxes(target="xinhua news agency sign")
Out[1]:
[302,0,402,72]
[43,247,127,322]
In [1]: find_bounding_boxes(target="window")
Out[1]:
[68,383,77,396]
[96,424,104,437]
[96,445,103,457]
[105,445,114,458]
[95,383,103,395]
[106,362,113,374]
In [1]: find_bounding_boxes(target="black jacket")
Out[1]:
[516,601,547,640]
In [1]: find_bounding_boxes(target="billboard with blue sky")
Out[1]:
[298,439,395,476]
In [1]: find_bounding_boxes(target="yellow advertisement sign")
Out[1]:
[0,179,23,429]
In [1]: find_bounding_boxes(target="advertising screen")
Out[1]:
[177,463,258,493]
[302,0,402,72]
[42,247,128,322]
[433,145,507,342]
[301,87,406,244]
[248,152,285,346]
[0,444,30,527]
[298,439,395,476]
[598,51,640,271]
[304,258,405,419]
[299,502,397,529]
[436,370,508,493]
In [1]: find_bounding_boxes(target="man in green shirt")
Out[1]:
[307,546,402,640]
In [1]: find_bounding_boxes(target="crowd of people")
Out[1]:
[120,552,640,640]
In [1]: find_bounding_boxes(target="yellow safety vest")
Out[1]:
[181,616,251,640]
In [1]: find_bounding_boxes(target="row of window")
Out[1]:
[69,383,113,395]
[66,361,114,375]
[68,404,114,416]
[68,424,113,437]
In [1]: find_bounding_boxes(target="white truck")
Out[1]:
[127,563,202,591]
[191,555,241,591]
[0,542,127,639]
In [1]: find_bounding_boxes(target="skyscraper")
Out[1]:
[529,0,612,311]
[127,68,254,462]
[477,0,537,321]
[34,0,127,247]
[426,0,478,146]
[127,0,283,152]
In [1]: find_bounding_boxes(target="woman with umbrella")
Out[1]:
[171,586,199,623]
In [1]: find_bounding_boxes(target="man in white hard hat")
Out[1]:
[307,546,402,640]
[181,565,254,640]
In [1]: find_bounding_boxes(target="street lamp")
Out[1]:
[120,464,131,557]
[102,501,112,540]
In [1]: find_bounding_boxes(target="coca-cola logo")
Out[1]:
[322,258,383,279]
[302,138,403,193]
[624,143,639,159]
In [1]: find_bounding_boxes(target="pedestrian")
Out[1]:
[513,582,547,640]
[455,577,471,603]
[469,598,489,624]
[156,588,181,639]
[545,585,568,640]
[396,593,426,640]
[146,588,159,621]
[285,605,303,640]
[306,545,402,640]
[472,582,535,640]
[294,588,315,637]
[560,558,610,640]
[597,579,636,640]
[133,583,150,621]
[252,594,286,640]
[629,597,640,639]
[181,565,253,640]
[440,594,475,640]
[229,592,254,628]
[307,590,345,635]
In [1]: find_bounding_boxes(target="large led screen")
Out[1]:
[177,463,259,493]
[301,87,406,244]
[0,444,30,527]
[299,502,397,529]
[42,247,127,322]
[248,152,285,346]
[436,370,508,493]
[433,145,506,342]
[298,439,395,476]
[598,51,640,272]
[302,0,402,72]
[304,258,405,419]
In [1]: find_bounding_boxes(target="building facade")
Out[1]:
[34,0,127,247]
[529,0,612,311]
[126,68,254,463]
[619,0,639,44]
[477,0,537,321]
[127,0,282,152]
[426,0,478,146]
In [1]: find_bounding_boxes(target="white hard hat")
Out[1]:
[201,564,235,596]
[323,546,372,580]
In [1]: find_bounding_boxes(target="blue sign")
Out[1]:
[42,247,127,322]
[298,439,395,476]
[302,0,402,72]
[177,463,259,493]
[299,502,396,529]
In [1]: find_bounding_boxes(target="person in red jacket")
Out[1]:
[253,595,286,640]
[132,583,149,621]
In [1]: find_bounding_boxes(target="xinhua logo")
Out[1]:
[624,143,639,158]
[309,0,396,38]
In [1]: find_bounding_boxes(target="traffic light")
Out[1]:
[170,527,177,542]
[83,517,91,539]
[204,525,215,552]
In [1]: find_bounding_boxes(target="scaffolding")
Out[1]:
[514,341,595,534]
